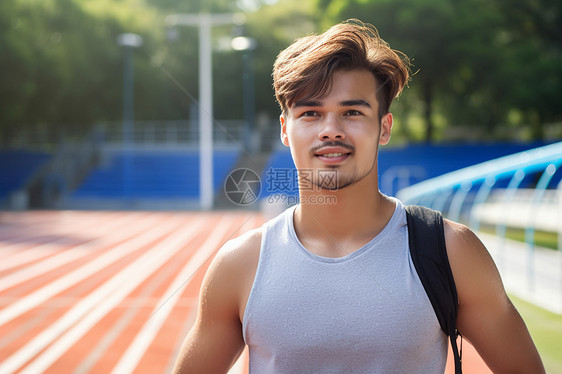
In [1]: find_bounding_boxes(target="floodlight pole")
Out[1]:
[117,33,143,207]
[166,13,244,210]
[231,36,257,153]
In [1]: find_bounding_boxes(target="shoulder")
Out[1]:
[207,227,262,285]
[442,219,504,306]
[214,227,263,275]
[442,219,483,255]
[201,227,263,319]
[442,219,492,268]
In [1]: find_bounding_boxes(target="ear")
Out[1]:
[280,114,290,147]
[379,112,393,145]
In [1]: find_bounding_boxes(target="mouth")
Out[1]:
[313,148,352,164]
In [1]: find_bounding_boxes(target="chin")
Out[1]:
[314,177,355,191]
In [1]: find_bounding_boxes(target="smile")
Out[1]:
[314,152,351,164]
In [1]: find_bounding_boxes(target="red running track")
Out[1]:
[0,210,491,373]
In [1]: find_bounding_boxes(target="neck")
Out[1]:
[294,174,396,247]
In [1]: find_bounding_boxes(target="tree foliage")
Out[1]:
[0,0,560,145]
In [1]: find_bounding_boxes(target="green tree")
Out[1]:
[0,0,146,143]
[4,0,556,146]
[495,0,562,139]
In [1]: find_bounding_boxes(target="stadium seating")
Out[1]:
[71,149,239,199]
[0,150,51,199]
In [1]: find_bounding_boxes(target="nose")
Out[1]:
[318,114,345,141]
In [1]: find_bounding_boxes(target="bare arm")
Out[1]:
[445,220,545,373]
[172,230,261,374]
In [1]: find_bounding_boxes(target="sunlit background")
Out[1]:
[0,0,561,372]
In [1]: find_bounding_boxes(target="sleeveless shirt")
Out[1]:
[242,198,448,373]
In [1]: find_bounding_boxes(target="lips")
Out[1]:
[313,146,352,163]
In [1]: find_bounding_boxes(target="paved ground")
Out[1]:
[2,210,547,373]
[0,210,260,374]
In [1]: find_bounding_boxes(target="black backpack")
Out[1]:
[405,205,462,374]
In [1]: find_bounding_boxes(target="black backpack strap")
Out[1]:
[405,205,462,374]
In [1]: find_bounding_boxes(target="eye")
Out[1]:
[300,111,318,117]
[345,109,362,116]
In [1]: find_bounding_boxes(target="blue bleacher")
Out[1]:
[0,150,51,199]
[72,149,240,198]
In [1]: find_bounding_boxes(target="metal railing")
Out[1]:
[397,142,562,246]
[397,141,562,313]
[95,119,283,153]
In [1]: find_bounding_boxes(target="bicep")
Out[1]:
[172,250,245,374]
[445,221,544,373]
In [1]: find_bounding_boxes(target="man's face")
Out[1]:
[280,69,392,190]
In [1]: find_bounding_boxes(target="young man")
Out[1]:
[173,20,545,373]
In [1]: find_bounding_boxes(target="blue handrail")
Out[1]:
[397,141,562,252]
[397,141,562,207]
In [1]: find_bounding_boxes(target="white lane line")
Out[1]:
[73,213,205,374]
[73,296,198,374]
[3,215,204,374]
[0,212,135,273]
[0,243,66,271]
[0,300,60,352]
[111,215,238,374]
[0,248,90,292]
[0,211,105,254]
[0,296,195,309]
[0,213,172,328]
[0,213,145,292]
[0,243,78,273]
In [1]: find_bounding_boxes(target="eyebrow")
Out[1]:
[293,99,322,108]
[341,100,371,108]
[293,99,371,108]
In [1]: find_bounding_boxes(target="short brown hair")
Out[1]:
[273,19,410,120]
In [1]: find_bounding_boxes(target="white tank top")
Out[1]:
[243,198,448,373]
